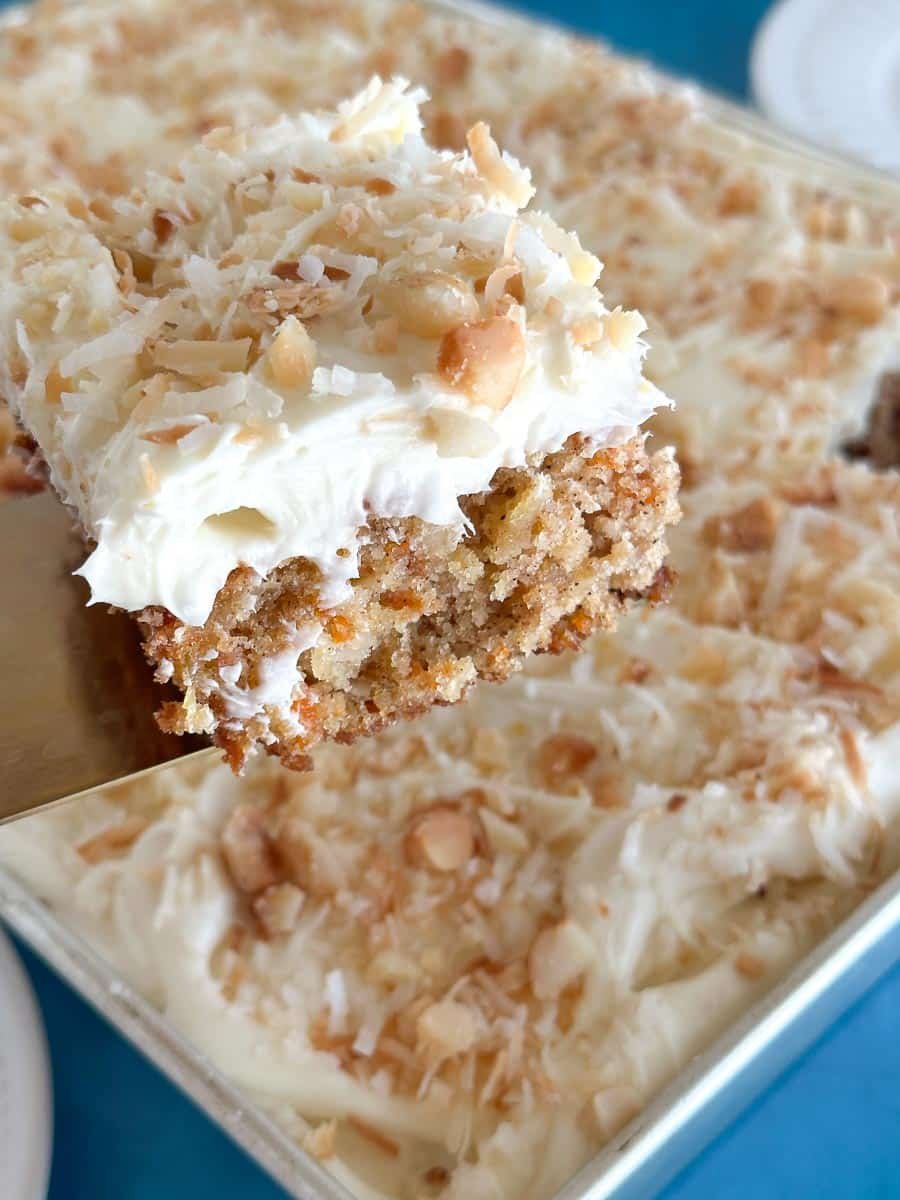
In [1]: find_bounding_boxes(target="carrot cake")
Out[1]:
[2,598,898,1200]
[0,2,898,1199]
[2,0,899,484]
[0,79,678,771]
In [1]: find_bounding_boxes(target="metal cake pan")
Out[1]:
[1,1,898,1197]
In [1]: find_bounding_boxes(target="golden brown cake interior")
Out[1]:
[143,434,678,770]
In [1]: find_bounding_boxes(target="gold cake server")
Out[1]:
[1,488,209,822]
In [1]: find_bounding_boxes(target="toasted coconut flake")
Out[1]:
[152,208,179,244]
[466,121,534,208]
[246,281,344,320]
[483,263,522,313]
[276,816,343,896]
[140,421,203,445]
[153,338,251,376]
[111,248,136,295]
[44,363,71,406]
[604,307,645,352]
[744,277,783,324]
[202,125,248,155]
[138,452,160,494]
[718,177,760,216]
[76,816,148,863]
[839,726,867,788]
[347,1117,400,1157]
[364,177,396,196]
[696,555,744,626]
[435,45,471,85]
[470,727,511,774]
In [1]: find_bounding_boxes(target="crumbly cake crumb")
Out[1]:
[144,434,678,770]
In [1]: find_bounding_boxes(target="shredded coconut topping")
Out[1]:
[3,611,898,1196]
[0,77,663,626]
[0,1,899,1198]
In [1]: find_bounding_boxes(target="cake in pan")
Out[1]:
[0,0,898,1197]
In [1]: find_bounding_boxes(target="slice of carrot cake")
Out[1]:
[0,79,678,771]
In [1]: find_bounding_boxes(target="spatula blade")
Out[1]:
[0,490,207,822]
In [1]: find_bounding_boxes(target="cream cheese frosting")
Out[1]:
[0,78,665,626]
[0,1,899,1197]
[2,610,898,1200]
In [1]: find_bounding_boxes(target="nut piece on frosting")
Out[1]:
[0,78,679,773]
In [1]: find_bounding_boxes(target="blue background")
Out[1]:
[7,1,900,1197]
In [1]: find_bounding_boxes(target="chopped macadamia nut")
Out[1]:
[821,272,889,325]
[704,495,782,552]
[534,733,597,785]
[221,805,281,894]
[416,999,478,1061]
[253,882,305,936]
[437,316,526,410]
[529,919,595,999]
[734,952,767,981]
[276,817,344,897]
[406,805,477,871]
[303,1120,338,1161]
[266,317,316,389]
[382,270,479,337]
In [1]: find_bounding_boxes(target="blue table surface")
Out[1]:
[7,2,900,1198]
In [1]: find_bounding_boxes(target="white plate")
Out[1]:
[751,0,900,172]
[0,928,52,1200]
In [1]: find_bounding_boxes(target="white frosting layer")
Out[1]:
[1,4,899,1197]
[0,79,665,626]
[1,614,897,1200]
